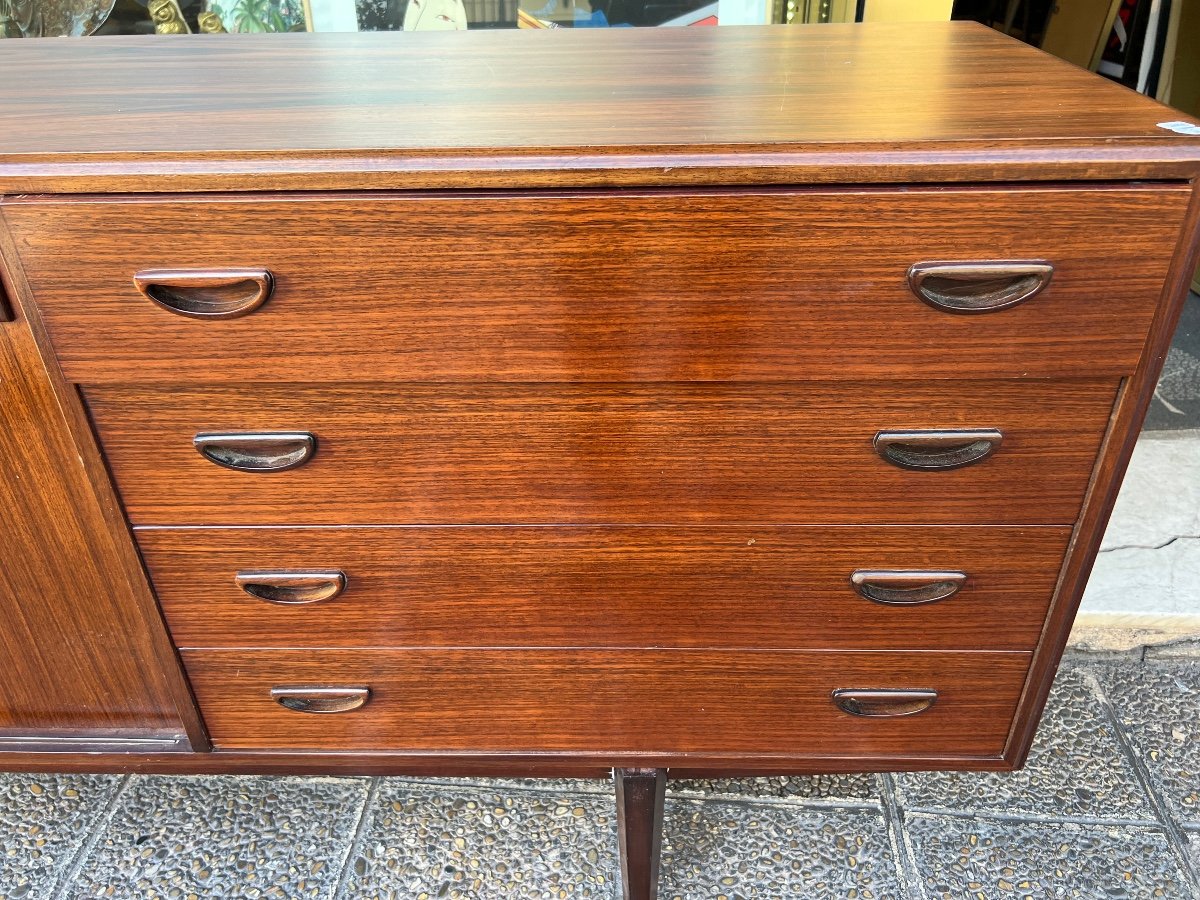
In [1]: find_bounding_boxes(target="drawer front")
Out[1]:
[7,186,1186,383]
[142,526,1071,651]
[181,648,1031,756]
[88,380,1115,526]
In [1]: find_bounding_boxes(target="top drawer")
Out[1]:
[3,186,1187,383]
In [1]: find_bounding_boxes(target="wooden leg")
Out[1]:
[615,767,667,900]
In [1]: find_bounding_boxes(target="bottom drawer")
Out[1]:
[183,649,1031,758]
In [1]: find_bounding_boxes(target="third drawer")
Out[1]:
[87,379,1116,526]
[139,525,1071,651]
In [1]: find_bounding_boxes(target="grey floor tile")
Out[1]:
[660,798,900,899]
[896,667,1153,821]
[670,774,879,806]
[342,779,616,899]
[1148,640,1200,661]
[907,814,1193,899]
[64,775,368,900]
[0,773,122,899]
[1097,660,1200,825]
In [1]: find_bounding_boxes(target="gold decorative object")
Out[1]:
[197,9,227,30]
[517,7,555,27]
[149,0,192,32]
[1,0,116,35]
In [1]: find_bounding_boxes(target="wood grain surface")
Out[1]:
[616,767,666,900]
[0,228,198,743]
[5,187,1187,383]
[86,380,1116,526]
[139,525,1071,652]
[182,648,1031,755]
[1004,175,1200,764]
[0,25,1198,192]
[0,748,1018,776]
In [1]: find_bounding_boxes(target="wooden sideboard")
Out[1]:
[2,23,1200,898]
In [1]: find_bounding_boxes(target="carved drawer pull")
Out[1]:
[908,261,1053,313]
[235,570,347,605]
[194,432,316,472]
[873,429,1002,471]
[850,570,967,605]
[271,685,369,714]
[832,689,938,717]
[134,268,274,319]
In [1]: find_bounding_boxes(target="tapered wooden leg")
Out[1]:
[615,767,667,900]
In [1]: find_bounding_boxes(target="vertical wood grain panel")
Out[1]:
[1004,179,1200,765]
[0,213,205,747]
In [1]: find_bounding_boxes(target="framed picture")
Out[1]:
[205,0,311,31]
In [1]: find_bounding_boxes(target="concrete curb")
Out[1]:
[1071,429,1200,651]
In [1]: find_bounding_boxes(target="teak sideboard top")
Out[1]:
[1,22,1200,192]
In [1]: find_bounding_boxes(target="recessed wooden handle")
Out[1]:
[832,689,937,717]
[850,570,967,605]
[908,261,1053,314]
[874,429,1002,471]
[271,685,369,714]
[134,268,274,319]
[0,273,14,322]
[194,432,316,472]
[235,570,347,605]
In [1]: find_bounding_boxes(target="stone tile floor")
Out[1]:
[2,652,1198,899]
[1146,290,1200,432]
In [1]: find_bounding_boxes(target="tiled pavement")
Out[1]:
[2,653,1198,899]
[1146,291,1200,432]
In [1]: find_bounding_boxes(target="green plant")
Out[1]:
[215,0,289,31]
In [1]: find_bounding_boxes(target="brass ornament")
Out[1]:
[149,0,192,32]
[197,9,227,30]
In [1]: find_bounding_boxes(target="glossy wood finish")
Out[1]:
[270,686,370,714]
[234,570,347,605]
[1005,179,1200,765]
[6,187,1186,383]
[873,429,1003,471]
[132,268,274,320]
[0,267,12,322]
[907,261,1055,314]
[832,689,939,717]
[87,380,1115,526]
[193,432,316,473]
[181,648,1031,755]
[0,25,1198,194]
[0,226,201,747]
[849,570,968,606]
[139,525,1070,651]
[616,769,666,900]
[0,24,1195,837]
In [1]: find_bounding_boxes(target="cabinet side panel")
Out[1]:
[1006,178,1200,765]
[0,210,204,748]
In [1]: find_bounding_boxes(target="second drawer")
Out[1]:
[88,380,1116,526]
[139,525,1071,651]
